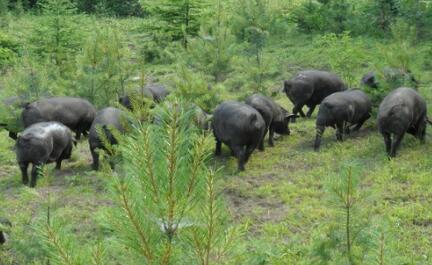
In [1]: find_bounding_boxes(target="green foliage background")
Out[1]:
[1,0,432,264]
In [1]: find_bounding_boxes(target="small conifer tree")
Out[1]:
[38,100,240,265]
[75,25,132,107]
[310,165,375,264]
[32,0,80,74]
[190,0,236,82]
[142,0,208,48]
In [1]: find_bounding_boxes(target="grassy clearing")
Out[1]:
[3,91,432,263]
[2,12,432,264]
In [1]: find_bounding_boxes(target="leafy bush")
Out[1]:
[363,20,418,107]
[0,96,24,135]
[0,0,8,15]
[360,0,398,35]
[189,0,237,82]
[313,32,365,87]
[36,102,241,265]
[291,0,353,34]
[2,56,53,98]
[0,31,19,68]
[31,0,81,71]
[75,25,132,107]
[0,47,16,68]
[398,0,432,41]
[172,65,221,113]
[231,0,278,42]
[141,0,207,48]
[290,1,324,33]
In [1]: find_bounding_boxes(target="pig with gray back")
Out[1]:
[88,107,127,170]
[119,84,170,110]
[314,90,372,151]
[212,101,265,171]
[377,87,431,157]
[16,122,75,187]
[22,97,96,139]
[245,93,297,150]
[283,70,346,119]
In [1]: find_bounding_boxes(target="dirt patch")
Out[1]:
[224,186,289,234]
[244,173,280,188]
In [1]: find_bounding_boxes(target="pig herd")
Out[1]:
[1,70,431,187]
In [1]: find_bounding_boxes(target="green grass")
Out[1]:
[2,14,432,265]
[2,93,432,264]
[212,94,432,264]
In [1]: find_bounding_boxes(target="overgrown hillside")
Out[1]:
[1,0,432,264]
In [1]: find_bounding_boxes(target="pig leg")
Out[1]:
[390,133,404,158]
[90,148,100,170]
[19,162,29,185]
[382,132,392,155]
[292,103,306,118]
[268,126,275,147]
[231,145,246,171]
[416,120,426,143]
[55,159,62,170]
[336,122,344,141]
[258,127,268,151]
[419,126,426,143]
[258,141,264,151]
[306,105,316,117]
[30,163,43,188]
[215,139,222,156]
[352,114,370,132]
[314,126,325,151]
[344,124,351,135]
[244,143,258,163]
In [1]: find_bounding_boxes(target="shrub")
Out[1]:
[31,0,81,72]
[172,65,221,113]
[141,0,207,48]
[0,31,19,69]
[37,101,241,265]
[313,32,365,87]
[2,56,54,99]
[75,25,132,107]
[189,0,237,82]
[363,20,417,107]
[291,0,353,34]
[309,165,375,264]
[290,1,324,33]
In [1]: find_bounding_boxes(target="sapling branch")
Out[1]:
[116,180,153,262]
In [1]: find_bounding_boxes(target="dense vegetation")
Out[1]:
[1,0,432,264]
